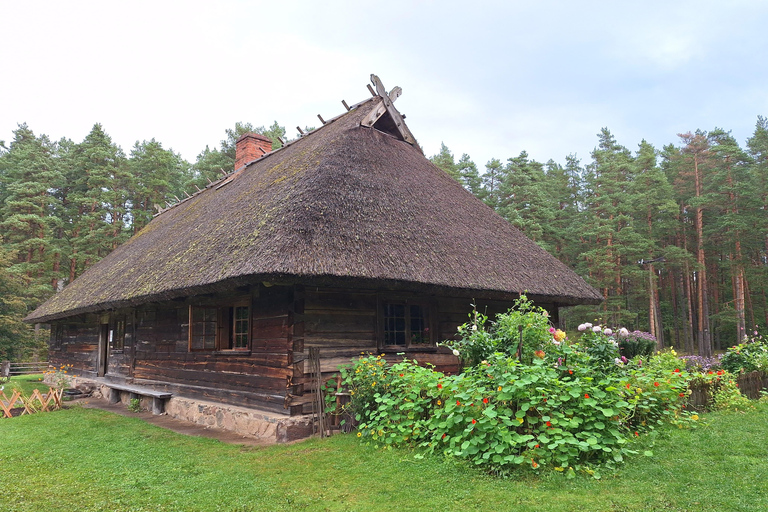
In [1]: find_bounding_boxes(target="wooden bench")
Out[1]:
[105,383,172,415]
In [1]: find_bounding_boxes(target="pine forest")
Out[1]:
[1,117,767,361]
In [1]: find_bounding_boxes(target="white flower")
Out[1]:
[452,349,460,357]
[592,326,601,333]
[614,358,623,365]
[584,323,593,329]
[471,325,477,331]
[612,341,619,347]
[619,327,629,337]
[552,339,561,346]
[604,328,613,336]
[578,324,587,332]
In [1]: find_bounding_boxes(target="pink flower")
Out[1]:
[549,327,556,334]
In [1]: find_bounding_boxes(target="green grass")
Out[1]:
[1,404,767,511]
[2,373,50,396]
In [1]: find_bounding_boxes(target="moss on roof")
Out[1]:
[26,97,601,323]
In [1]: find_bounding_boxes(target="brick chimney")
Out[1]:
[235,132,273,171]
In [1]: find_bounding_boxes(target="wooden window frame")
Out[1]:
[52,324,64,350]
[378,296,436,351]
[110,317,126,352]
[188,301,251,353]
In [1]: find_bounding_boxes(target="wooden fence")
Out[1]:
[688,370,768,410]
[1,361,49,379]
[0,387,63,418]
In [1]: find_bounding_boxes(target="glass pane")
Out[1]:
[410,305,427,344]
[191,307,218,350]
[383,302,406,346]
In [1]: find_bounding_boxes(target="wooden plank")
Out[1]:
[133,364,288,391]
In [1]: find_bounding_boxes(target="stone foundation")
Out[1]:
[60,376,314,443]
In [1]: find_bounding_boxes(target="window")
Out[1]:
[111,318,126,350]
[381,301,432,349]
[53,324,64,349]
[189,302,250,351]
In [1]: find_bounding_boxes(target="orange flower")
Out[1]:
[534,350,545,359]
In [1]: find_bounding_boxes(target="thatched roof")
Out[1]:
[27,90,601,323]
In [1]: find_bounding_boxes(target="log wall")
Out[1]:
[49,282,557,417]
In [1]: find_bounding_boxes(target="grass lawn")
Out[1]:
[2,373,50,396]
[1,403,766,512]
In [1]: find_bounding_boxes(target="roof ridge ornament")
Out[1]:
[361,74,421,153]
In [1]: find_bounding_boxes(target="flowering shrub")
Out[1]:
[721,340,768,375]
[341,352,692,477]
[44,364,75,390]
[617,331,657,360]
[443,296,555,367]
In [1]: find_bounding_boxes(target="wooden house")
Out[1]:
[25,76,601,438]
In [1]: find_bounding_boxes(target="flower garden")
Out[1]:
[337,296,767,478]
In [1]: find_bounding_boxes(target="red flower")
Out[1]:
[483,397,489,404]
[399,374,404,377]
[635,431,639,436]
[532,460,539,469]
[654,382,659,387]
[456,400,461,406]
[534,444,540,448]
[717,370,724,375]
[584,393,590,399]
[442,433,446,439]
[471,419,476,424]
[568,370,573,375]
[679,393,685,397]
[674,369,680,373]
[708,371,713,374]
[437,383,442,389]
[546,421,551,427]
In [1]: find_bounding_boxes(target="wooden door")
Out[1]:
[97,323,109,377]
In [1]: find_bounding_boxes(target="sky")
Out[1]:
[2,0,768,171]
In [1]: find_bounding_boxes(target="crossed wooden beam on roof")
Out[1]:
[362,74,421,153]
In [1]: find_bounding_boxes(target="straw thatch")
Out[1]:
[26,95,601,323]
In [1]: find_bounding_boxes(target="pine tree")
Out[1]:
[456,153,482,196]
[481,158,504,211]
[128,139,190,233]
[629,140,677,343]
[0,124,63,301]
[64,124,129,281]
[746,116,768,327]
[580,129,638,326]
[675,131,715,356]
[429,142,460,181]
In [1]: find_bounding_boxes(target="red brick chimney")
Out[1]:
[235,133,273,171]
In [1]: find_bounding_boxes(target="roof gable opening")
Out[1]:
[360,74,422,153]
[372,108,404,140]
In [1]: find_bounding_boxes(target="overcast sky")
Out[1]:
[3,1,767,170]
